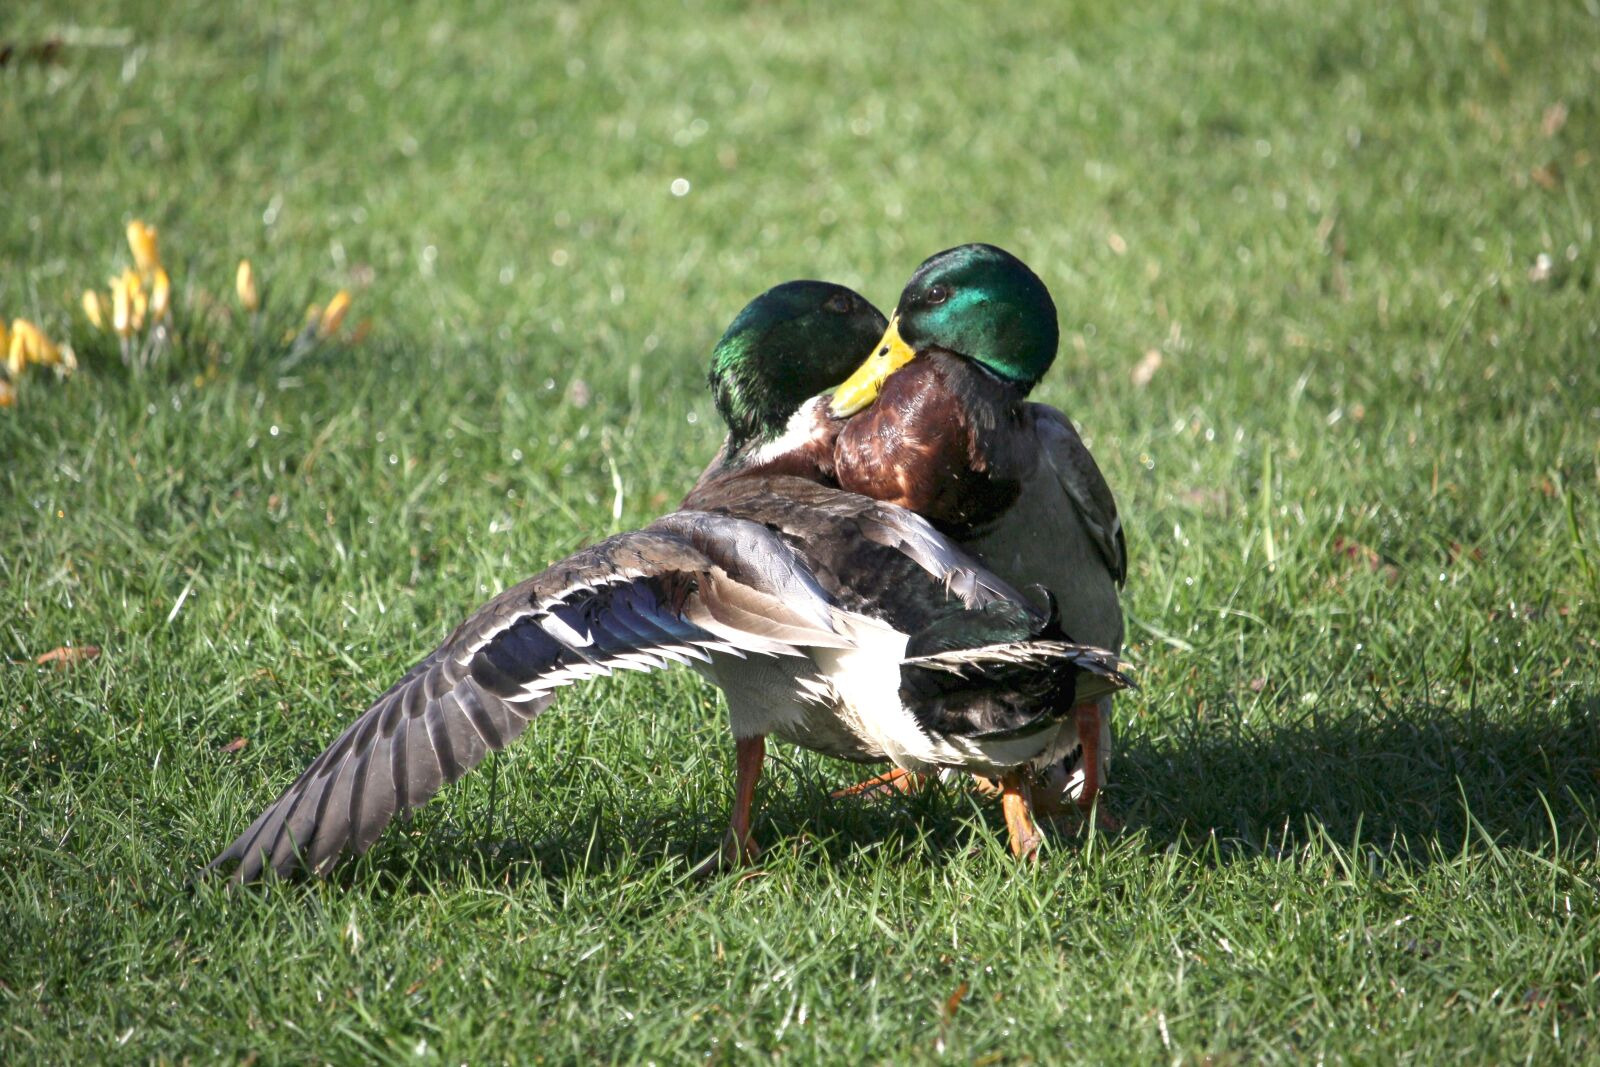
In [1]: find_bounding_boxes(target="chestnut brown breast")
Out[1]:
[833,354,1026,537]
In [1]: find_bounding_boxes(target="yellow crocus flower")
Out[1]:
[120,269,146,331]
[150,268,172,321]
[83,290,107,330]
[112,277,133,337]
[30,325,61,366]
[236,260,259,312]
[0,320,9,358]
[318,290,352,337]
[12,319,51,362]
[127,221,161,274]
[7,322,29,378]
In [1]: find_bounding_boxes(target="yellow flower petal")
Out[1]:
[112,278,133,337]
[83,290,106,330]
[150,268,171,321]
[318,290,352,337]
[33,330,61,366]
[0,378,14,408]
[13,319,45,362]
[132,289,148,332]
[236,260,259,312]
[127,221,161,274]
[0,320,9,357]
[7,326,26,378]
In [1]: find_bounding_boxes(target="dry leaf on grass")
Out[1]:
[1331,536,1401,585]
[1131,349,1162,387]
[1178,487,1229,512]
[1542,102,1568,138]
[220,737,250,754]
[35,645,100,669]
[944,981,969,1020]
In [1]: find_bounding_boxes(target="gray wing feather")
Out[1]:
[210,517,845,884]
[1031,406,1128,587]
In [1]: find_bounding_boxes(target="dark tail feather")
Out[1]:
[899,639,1133,741]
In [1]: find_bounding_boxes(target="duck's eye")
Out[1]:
[823,292,853,314]
[925,285,949,305]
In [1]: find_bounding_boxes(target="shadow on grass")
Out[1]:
[218,690,1599,897]
[339,750,980,898]
[1112,690,1600,861]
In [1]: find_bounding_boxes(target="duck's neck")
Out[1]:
[685,395,841,503]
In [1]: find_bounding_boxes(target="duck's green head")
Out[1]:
[709,280,888,448]
[829,244,1058,417]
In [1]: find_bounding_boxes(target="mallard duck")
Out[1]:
[826,245,1128,822]
[210,281,1131,882]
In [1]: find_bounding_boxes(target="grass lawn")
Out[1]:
[4,0,1599,1061]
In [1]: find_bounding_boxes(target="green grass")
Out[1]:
[4,0,1599,1061]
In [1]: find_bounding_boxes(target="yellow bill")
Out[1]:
[827,314,917,417]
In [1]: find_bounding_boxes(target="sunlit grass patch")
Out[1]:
[2,0,1597,1062]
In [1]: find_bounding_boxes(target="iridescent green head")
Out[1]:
[829,244,1059,416]
[709,281,888,449]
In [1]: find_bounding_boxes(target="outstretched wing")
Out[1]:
[211,517,847,884]
[1031,406,1128,587]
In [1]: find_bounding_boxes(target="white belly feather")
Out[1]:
[698,611,1073,775]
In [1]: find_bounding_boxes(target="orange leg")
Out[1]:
[1071,702,1121,831]
[1027,703,1119,828]
[835,769,1017,802]
[998,769,1042,859]
[1075,703,1102,817]
[693,735,764,877]
[831,766,928,800]
[968,774,1005,799]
